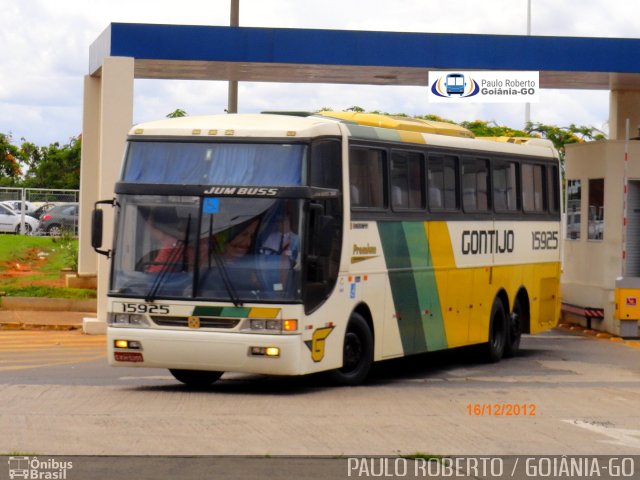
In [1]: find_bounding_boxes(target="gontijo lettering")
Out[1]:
[461,229,514,255]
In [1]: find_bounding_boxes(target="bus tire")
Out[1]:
[329,312,373,386]
[169,369,223,387]
[504,298,524,358]
[483,297,507,363]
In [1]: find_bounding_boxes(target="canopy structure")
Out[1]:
[80,23,640,328]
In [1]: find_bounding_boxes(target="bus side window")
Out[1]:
[428,154,459,211]
[522,163,546,212]
[390,150,424,210]
[349,147,387,209]
[493,160,519,212]
[461,157,490,212]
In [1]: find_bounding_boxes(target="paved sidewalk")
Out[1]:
[0,309,88,330]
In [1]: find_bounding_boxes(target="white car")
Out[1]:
[0,203,39,234]
[0,200,36,214]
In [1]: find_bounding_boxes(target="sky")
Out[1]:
[1,0,639,147]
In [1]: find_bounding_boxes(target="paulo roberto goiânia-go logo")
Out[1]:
[431,72,480,98]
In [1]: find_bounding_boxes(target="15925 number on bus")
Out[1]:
[119,303,170,314]
[531,231,558,250]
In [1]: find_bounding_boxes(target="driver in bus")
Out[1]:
[141,207,192,273]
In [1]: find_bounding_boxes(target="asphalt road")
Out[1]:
[1,328,639,459]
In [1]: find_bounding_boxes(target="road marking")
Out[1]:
[564,419,640,449]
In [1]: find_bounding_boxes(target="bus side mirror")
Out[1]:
[91,209,103,250]
[92,199,116,258]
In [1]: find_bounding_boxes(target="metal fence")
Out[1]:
[0,187,80,236]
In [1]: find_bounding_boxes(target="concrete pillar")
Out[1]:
[609,90,640,140]
[82,57,134,332]
[78,75,101,276]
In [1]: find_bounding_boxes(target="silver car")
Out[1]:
[0,203,39,234]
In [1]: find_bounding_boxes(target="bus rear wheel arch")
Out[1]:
[169,369,223,388]
[328,311,373,386]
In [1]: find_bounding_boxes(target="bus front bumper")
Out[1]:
[108,327,306,376]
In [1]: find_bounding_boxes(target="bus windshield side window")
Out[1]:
[428,154,459,210]
[349,147,387,209]
[391,150,424,210]
[462,157,490,212]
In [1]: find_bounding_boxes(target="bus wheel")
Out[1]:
[504,298,524,358]
[329,312,373,386]
[483,298,507,363]
[169,369,223,387]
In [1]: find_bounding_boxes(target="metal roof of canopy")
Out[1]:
[90,23,640,90]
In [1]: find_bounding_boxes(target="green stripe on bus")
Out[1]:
[378,222,426,355]
[402,222,448,351]
[193,306,251,317]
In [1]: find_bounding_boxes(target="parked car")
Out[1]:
[37,203,79,236]
[0,200,36,215]
[29,202,58,219]
[0,203,40,234]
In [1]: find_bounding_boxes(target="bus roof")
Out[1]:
[128,112,557,159]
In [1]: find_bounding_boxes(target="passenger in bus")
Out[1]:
[140,207,192,273]
[215,218,260,262]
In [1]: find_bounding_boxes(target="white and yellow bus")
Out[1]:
[92,111,561,386]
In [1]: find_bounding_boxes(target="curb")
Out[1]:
[0,297,96,332]
[556,323,640,350]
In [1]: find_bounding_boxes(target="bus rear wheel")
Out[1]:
[329,312,373,386]
[169,369,223,387]
[504,298,525,358]
[482,297,507,363]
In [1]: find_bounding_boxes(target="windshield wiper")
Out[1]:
[206,222,242,307]
[144,215,191,303]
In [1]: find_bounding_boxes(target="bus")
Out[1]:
[92,111,561,386]
[445,73,466,95]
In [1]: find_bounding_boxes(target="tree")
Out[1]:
[166,109,188,118]
[525,122,606,161]
[22,136,81,189]
[0,133,23,185]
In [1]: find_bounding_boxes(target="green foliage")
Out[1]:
[525,122,606,161]
[1,285,96,299]
[460,120,530,138]
[0,133,23,183]
[166,109,188,118]
[21,136,81,189]
[0,235,92,299]
[51,231,79,271]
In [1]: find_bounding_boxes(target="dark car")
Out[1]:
[37,203,79,236]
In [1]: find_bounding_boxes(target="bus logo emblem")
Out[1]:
[187,316,201,329]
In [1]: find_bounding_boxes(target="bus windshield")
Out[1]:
[123,142,305,185]
[110,195,304,303]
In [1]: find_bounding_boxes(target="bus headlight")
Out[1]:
[107,313,150,328]
[246,318,298,333]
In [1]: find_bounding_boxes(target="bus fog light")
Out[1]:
[249,346,280,357]
[114,339,142,349]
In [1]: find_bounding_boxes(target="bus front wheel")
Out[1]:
[329,312,373,386]
[482,298,507,363]
[169,369,223,387]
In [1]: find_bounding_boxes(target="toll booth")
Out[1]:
[562,137,640,337]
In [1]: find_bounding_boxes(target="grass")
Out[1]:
[0,234,95,299]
